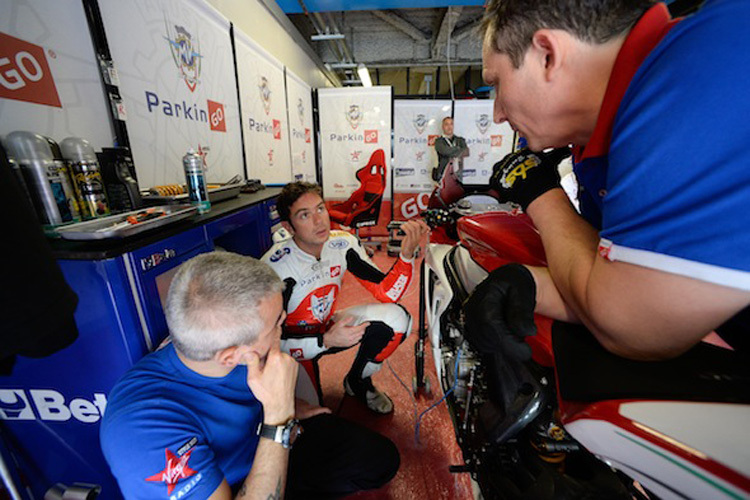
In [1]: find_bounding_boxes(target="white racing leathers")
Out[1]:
[262,231,413,396]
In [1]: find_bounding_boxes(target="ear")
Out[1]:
[529,29,566,82]
[215,345,249,367]
[281,220,294,234]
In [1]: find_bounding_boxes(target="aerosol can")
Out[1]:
[4,131,77,226]
[61,137,110,218]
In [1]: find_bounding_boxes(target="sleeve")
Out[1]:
[345,243,414,303]
[435,137,462,158]
[459,137,469,157]
[600,2,750,290]
[0,144,78,372]
[100,405,224,500]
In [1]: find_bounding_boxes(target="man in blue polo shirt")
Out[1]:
[100,252,399,499]
[465,0,750,360]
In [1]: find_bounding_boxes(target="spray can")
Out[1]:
[4,131,75,226]
[182,149,211,214]
[61,137,110,218]
[46,137,81,222]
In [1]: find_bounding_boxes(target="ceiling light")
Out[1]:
[357,64,372,87]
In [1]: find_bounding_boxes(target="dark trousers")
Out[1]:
[286,414,400,499]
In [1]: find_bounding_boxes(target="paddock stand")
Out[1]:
[413,259,432,396]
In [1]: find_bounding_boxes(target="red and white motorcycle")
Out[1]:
[414,167,750,499]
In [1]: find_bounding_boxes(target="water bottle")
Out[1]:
[182,149,210,214]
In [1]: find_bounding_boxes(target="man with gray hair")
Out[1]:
[466,0,750,361]
[100,252,399,499]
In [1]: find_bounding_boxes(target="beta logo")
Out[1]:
[0,389,107,423]
[305,128,311,143]
[491,135,503,147]
[289,348,304,359]
[0,32,61,108]
[273,119,281,140]
[427,135,438,147]
[207,100,225,132]
[364,130,378,144]
[330,265,341,278]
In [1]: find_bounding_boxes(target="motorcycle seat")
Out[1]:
[551,322,750,404]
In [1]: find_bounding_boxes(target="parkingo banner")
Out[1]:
[285,69,316,184]
[453,100,514,185]
[393,99,452,193]
[0,0,114,150]
[98,0,243,188]
[235,27,292,185]
[318,86,393,200]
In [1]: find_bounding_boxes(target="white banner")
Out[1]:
[393,100,451,193]
[99,0,243,188]
[0,0,114,150]
[454,100,514,185]
[235,28,291,185]
[285,69,315,183]
[318,86,392,200]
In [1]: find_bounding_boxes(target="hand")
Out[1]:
[244,348,298,425]
[463,264,537,361]
[323,315,368,348]
[489,147,571,210]
[295,398,332,420]
[399,219,431,259]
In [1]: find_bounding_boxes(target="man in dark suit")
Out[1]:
[433,117,469,182]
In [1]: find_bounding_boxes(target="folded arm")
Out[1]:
[527,189,750,360]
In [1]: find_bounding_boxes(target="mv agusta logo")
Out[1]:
[164,20,202,92]
[345,104,363,130]
[476,113,490,135]
[259,76,271,115]
[297,97,305,125]
[413,113,427,134]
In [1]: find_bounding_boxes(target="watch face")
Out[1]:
[288,422,302,446]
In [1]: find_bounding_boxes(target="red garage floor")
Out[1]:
[316,244,475,499]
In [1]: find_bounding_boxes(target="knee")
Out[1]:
[361,434,400,488]
[382,304,411,337]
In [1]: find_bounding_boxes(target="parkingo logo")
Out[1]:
[259,76,271,115]
[164,21,202,92]
[0,32,62,108]
[476,113,490,135]
[297,97,305,125]
[413,113,427,135]
[345,104,363,130]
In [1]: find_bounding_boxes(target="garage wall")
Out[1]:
[208,0,337,89]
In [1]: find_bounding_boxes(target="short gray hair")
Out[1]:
[482,0,655,68]
[165,252,283,361]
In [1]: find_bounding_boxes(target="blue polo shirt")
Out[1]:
[573,0,750,291]
[100,343,262,499]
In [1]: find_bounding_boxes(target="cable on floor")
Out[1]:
[386,359,419,432]
[414,347,461,445]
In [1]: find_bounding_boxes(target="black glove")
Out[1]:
[463,264,537,361]
[490,147,571,210]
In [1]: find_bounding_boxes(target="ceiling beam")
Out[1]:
[453,15,483,43]
[432,6,463,59]
[371,10,428,42]
[365,58,481,69]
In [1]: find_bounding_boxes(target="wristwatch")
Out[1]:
[257,419,302,449]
